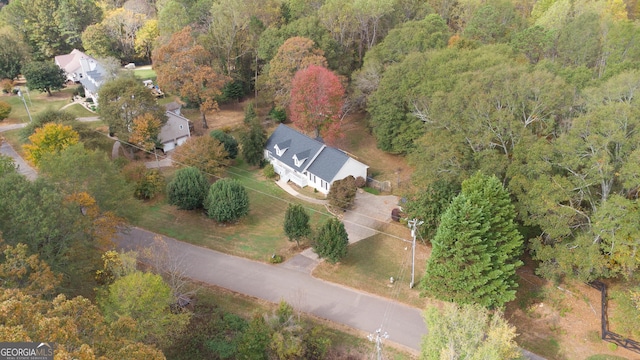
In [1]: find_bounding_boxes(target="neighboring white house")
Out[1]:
[54,49,109,105]
[264,124,368,194]
[78,57,108,105]
[54,49,90,83]
[158,110,192,152]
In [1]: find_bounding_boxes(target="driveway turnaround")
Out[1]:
[115,227,427,354]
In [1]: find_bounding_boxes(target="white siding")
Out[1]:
[331,158,368,183]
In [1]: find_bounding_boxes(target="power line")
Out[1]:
[90,128,414,244]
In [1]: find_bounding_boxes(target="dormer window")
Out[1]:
[274,144,287,156]
[293,149,310,167]
[293,154,306,167]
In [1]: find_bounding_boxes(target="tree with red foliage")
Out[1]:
[289,65,345,144]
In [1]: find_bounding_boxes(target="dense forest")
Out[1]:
[1,0,640,358]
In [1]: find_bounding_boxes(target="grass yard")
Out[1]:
[1,87,76,123]
[313,225,432,309]
[132,67,157,82]
[61,103,95,118]
[134,162,332,262]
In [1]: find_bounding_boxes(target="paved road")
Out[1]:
[0,140,37,180]
[116,227,426,354]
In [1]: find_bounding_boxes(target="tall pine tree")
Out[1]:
[422,173,523,308]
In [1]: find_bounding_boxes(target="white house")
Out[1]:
[264,124,368,194]
[54,49,109,105]
[54,49,90,83]
[158,110,192,152]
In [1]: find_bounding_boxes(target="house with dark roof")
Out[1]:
[264,124,368,194]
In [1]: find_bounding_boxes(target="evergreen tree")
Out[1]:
[210,129,239,159]
[241,119,267,166]
[421,173,523,308]
[204,178,250,223]
[166,167,209,210]
[313,218,349,264]
[283,204,311,247]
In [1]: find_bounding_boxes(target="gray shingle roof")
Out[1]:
[265,124,350,182]
[305,146,348,182]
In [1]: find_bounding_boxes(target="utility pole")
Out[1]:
[17,90,33,123]
[408,218,423,288]
[368,328,389,360]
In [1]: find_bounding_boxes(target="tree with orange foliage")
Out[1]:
[65,192,124,249]
[153,26,230,129]
[129,113,163,151]
[289,65,345,143]
[266,37,328,110]
[171,136,230,177]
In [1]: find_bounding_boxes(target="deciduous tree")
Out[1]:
[313,218,349,264]
[166,166,209,210]
[153,26,229,129]
[98,75,166,142]
[421,302,520,360]
[172,135,230,177]
[403,179,460,240]
[283,204,311,247]
[289,65,345,142]
[327,175,357,210]
[204,178,250,223]
[129,113,163,151]
[0,27,29,80]
[22,61,66,96]
[98,271,191,346]
[265,36,327,110]
[23,123,79,167]
[0,101,10,121]
[39,143,140,221]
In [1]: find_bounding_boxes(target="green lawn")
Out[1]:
[62,103,95,118]
[313,229,432,308]
[2,87,76,123]
[133,68,157,81]
[134,162,331,262]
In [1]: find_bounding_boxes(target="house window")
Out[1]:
[274,144,287,156]
[293,154,306,167]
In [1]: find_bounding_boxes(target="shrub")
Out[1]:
[204,178,249,222]
[0,79,13,94]
[263,163,277,179]
[355,176,366,188]
[313,218,349,264]
[122,163,164,200]
[166,167,209,210]
[327,176,357,210]
[268,106,286,123]
[269,254,283,264]
[0,101,11,121]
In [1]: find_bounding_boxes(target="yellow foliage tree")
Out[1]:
[23,123,79,167]
[129,113,163,151]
